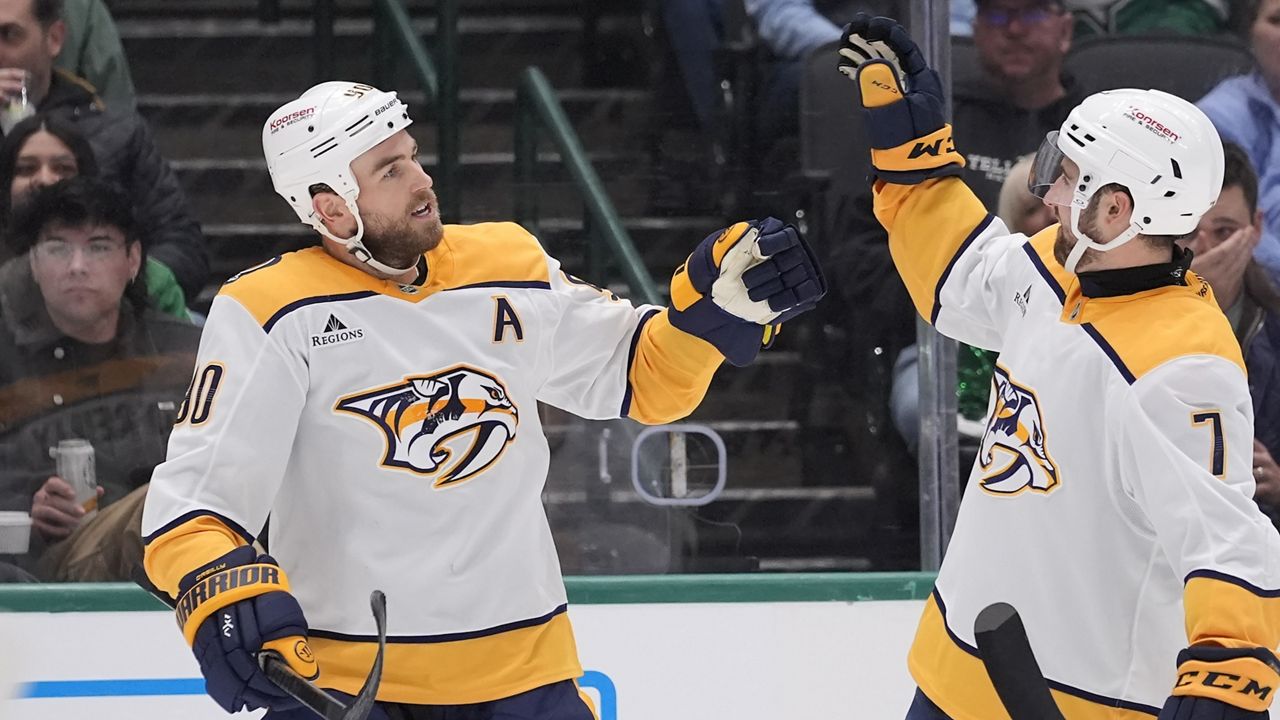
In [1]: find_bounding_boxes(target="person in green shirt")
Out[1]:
[53,0,136,112]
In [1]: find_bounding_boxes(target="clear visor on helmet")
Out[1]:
[1028,131,1065,200]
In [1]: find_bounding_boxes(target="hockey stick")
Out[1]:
[974,602,1066,720]
[258,589,388,720]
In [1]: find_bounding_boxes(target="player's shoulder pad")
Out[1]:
[438,222,551,290]
[217,248,367,329]
[1094,273,1245,384]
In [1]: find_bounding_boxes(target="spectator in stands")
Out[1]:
[961,0,1078,205]
[0,0,207,302]
[0,177,199,580]
[1067,0,1228,37]
[1198,0,1280,280]
[54,0,135,111]
[1185,143,1280,524]
[0,114,187,319]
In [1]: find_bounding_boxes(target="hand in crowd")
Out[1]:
[0,68,28,100]
[31,475,103,541]
[1187,225,1258,305]
[1253,440,1280,508]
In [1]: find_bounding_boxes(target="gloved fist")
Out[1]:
[1158,645,1278,720]
[176,545,317,714]
[836,13,963,183]
[669,217,825,366]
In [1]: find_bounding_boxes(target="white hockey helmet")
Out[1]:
[1028,88,1224,273]
[262,81,415,275]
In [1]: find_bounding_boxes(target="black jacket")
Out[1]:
[35,70,208,301]
[952,74,1086,208]
[0,257,200,528]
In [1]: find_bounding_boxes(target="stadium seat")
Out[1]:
[1064,34,1253,102]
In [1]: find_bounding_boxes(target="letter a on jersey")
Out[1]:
[335,365,519,487]
[978,366,1061,495]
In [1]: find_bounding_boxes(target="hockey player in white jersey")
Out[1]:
[838,14,1280,720]
[138,81,825,718]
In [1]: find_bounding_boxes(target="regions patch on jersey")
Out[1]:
[310,313,365,349]
[335,365,519,487]
[978,365,1061,495]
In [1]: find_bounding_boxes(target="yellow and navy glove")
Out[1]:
[175,546,318,714]
[669,217,825,366]
[836,13,964,183]
[1158,645,1280,719]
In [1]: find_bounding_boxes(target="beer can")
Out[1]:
[49,439,98,519]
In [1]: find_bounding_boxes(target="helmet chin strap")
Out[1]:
[313,199,418,278]
[1062,203,1143,274]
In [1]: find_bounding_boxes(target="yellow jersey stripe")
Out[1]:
[910,592,1161,719]
[624,310,723,425]
[141,512,250,599]
[309,607,581,705]
[875,177,992,324]
[1185,570,1280,651]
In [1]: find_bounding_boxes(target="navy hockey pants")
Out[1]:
[263,679,597,720]
[906,689,952,719]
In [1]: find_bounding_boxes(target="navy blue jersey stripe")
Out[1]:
[310,603,569,644]
[447,280,553,292]
[1020,241,1067,305]
[1081,322,1138,385]
[1045,679,1160,716]
[141,509,254,546]
[262,291,379,332]
[932,589,981,659]
[619,308,661,418]
[931,214,997,325]
[1186,568,1280,598]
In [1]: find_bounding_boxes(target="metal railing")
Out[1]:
[514,67,663,306]
[371,0,461,223]
[260,0,461,223]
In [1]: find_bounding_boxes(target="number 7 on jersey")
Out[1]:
[1191,411,1225,478]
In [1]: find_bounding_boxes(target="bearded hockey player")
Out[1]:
[837,13,1280,720]
[139,81,825,719]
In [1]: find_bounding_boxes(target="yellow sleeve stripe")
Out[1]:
[624,310,723,425]
[875,177,992,325]
[1185,571,1280,651]
[142,513,249,600]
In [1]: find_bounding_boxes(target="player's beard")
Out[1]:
[361,197,445,270]
[1052,202,1104,272]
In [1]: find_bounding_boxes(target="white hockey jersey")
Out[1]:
[877,178,1280,719]
[141,222,723,704]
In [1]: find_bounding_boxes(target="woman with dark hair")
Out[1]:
[1198,0,1280,280]
[0,114,188,319]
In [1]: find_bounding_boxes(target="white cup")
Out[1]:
[0,511,32,554]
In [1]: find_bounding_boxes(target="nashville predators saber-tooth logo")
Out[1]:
[978,366,1060,495]
[335,365,518,487]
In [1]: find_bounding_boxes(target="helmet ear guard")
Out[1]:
[262,82,417,276]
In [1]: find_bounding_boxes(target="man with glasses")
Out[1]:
[0,176,198,581]
[962,0,1078,205]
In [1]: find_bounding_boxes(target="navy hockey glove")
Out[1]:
[669,218,825,366]
[1157,646,1279,719]
[176,545,318,714]
[836,13,963,183]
